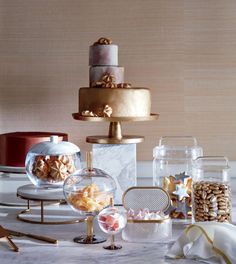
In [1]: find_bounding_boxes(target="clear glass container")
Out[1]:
[63,156,116,244]
[121,186,172,243]
[25,136,81,188]
[153,136,203,220]
[192,156,231,223]
[63,167,116,217]
[98,204,127,250]
[98,206,127,235]
[122,217,172,243]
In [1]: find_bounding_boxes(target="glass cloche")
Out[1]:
[63,152,117,244]
[25,135,81,188]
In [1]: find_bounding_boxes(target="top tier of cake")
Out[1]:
[89,37,124,86]
[89,43,118,66]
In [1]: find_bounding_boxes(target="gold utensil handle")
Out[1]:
[6,237,19,252]
[26,233,58,244]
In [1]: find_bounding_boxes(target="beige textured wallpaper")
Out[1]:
[1,0,236,160]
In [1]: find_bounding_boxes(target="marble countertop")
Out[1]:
[0,173,235,264]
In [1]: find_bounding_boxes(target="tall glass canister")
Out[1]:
[153,136,203,221]
[192,156,231,223]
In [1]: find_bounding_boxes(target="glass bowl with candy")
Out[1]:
[63,152,116,244]
[98,198,127,250]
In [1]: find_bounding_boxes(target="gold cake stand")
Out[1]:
[72,113,159,144]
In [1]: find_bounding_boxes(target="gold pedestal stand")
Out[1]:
[72,113,159,144]
[16,185,85,225]
[73,216,106,244]
[16,196,84,225]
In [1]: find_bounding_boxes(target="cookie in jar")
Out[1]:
[25,135,81,188]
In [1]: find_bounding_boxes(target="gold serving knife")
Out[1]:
[0,225,19,252]
[6,229,58,244]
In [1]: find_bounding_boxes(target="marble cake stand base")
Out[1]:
[16,184,85,225]
[93,144,137,204]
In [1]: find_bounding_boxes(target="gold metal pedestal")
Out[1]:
[16,185,85,225]
[72,113,159,144]
[16,195,85,225]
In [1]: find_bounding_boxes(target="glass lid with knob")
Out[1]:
[63,151,117,244]
[25,135,81,188]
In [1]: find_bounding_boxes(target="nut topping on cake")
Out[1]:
[81,110,98,117]
[102,73,115,83]
[103,105,112,117]
[81,105,112,118]
[92,73,117,88]
[93,37,112,45]
[117,83,132,88]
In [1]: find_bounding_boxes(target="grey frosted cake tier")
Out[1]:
[89,66,124,86]
[89,44,118,66]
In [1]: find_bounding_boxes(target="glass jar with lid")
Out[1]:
[63,152,116,244]
[153,136,203,221]
[192,156,231,223]
[25,135,81,188]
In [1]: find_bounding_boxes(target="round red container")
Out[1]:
[0,132,68,167]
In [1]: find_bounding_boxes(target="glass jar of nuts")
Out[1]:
[25,135,81,188]
[192,156,231,223]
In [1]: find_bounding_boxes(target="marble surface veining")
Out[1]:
[93,144,137,204]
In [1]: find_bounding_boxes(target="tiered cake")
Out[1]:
[78,37,151,118]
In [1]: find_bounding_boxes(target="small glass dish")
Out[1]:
[98,204,127,250]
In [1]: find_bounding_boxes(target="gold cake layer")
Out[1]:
[79,87,151,117]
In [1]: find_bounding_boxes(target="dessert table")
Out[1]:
[0,173,235,264]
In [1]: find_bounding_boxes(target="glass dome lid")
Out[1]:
[27,135,80,156]
[63,152,116,217]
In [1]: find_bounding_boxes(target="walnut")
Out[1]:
[117,83,132,88]
[102,73,115,83]
[81,110,98,117]
[103,105,112,117]
[95,105,113,117]
[93,37,112,45]
[92,73,117,88]
[104,82,117,88]
[91,81,103,88]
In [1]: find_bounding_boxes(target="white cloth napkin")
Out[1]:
[166,222,236,264]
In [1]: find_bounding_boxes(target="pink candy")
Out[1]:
[127,208,166,220]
